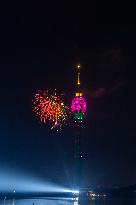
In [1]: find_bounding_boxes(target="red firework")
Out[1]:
[32,90,69,130]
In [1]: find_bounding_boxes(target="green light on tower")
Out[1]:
[74,112,84,121]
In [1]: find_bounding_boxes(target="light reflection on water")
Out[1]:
[0,197,136,205]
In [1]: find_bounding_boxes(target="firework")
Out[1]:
[33,90,69,130]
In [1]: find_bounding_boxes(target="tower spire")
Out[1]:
[77,64,81,86]
[76,64,82,97]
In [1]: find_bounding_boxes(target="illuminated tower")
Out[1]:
[71,64,87,190]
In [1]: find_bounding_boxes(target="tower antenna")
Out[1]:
[77,64,81,86]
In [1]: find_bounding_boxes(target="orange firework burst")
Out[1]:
[32,90,69,130]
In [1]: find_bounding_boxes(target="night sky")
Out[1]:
[0,3,136,189]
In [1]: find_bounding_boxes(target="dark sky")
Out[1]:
[0,3,136,189]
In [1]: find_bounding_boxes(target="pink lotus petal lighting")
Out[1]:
[71,96,86,113]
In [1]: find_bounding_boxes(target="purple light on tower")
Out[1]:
[71,96,87,113]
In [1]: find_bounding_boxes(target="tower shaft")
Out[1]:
[73,123,83,190]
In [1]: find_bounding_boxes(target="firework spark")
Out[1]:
[33,90,69,130]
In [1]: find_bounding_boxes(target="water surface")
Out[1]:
[1,197,136,205]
